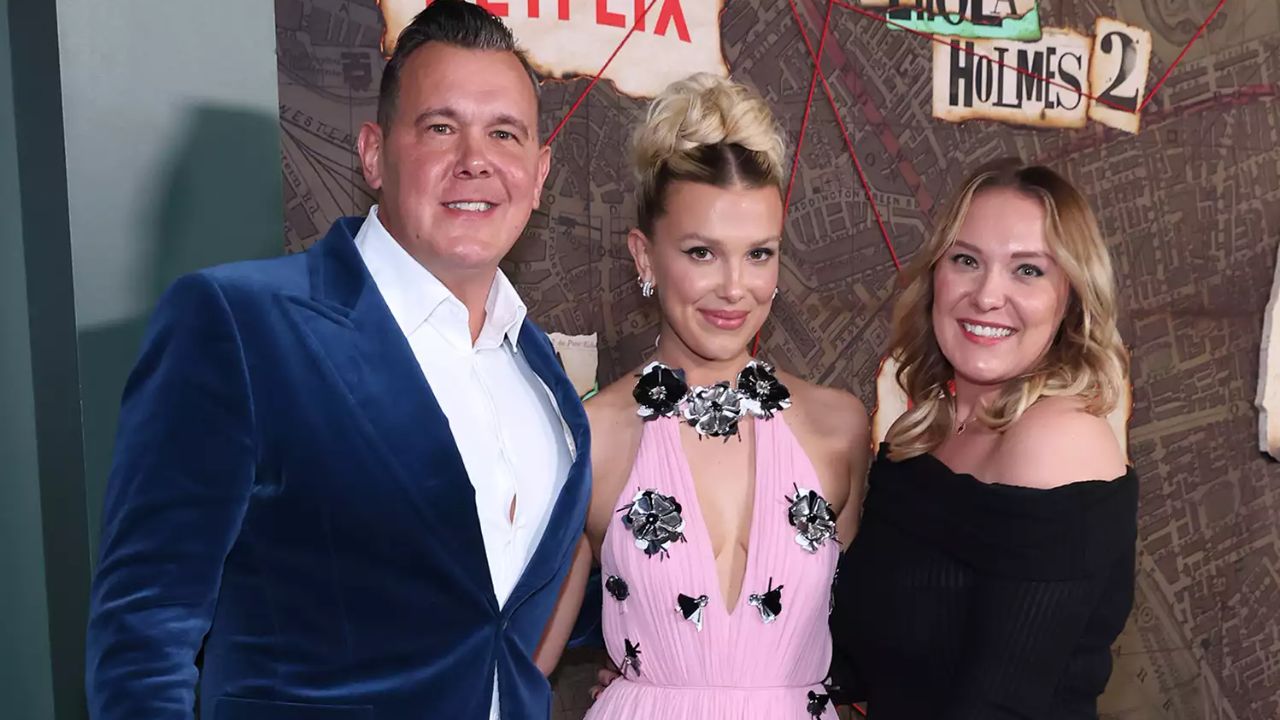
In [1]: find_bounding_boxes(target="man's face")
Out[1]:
[359,43,549,277]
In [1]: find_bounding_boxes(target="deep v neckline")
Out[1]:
[664,416,767,619]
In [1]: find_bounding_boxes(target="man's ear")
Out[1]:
[357,121,385,190]
[532,143,551,208]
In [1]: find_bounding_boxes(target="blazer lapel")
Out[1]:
[506,322,591,608]
[283,218,497,608]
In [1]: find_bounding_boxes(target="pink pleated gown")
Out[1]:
[585,415,840,720]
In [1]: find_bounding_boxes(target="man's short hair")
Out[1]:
[377,0,541,131]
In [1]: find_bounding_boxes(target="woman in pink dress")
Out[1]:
[536,73,871,719]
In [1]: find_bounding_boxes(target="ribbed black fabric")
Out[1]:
[828,444,1138,719]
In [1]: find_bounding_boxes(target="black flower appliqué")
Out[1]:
[633,362,689,419]
[619,489,686,557]
[630,359,792,440]
[738,360,791,418]
[786,484,837,553]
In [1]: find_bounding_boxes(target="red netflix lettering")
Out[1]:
[525,0,571,19]
[597,0,626,27]
[654,0,690,42]
[424,0,689,38]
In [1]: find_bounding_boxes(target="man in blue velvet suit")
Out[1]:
[85,3,589,718]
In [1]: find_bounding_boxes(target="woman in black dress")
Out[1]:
[830,158,1137,719]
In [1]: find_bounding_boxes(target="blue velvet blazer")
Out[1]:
[85,217,591,720]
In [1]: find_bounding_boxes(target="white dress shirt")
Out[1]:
[354,206,572,719]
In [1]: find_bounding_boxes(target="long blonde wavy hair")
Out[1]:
[630,72,786,233]
[885,158,1129,461]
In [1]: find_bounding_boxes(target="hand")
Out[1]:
[587,663,621,702]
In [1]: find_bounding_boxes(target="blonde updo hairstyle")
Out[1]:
[885,158,1129,461]
[631,73,787,235]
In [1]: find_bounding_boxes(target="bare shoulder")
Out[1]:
[778,369,869,443]
[583,371,638,432]
[994,396,1127,489]
[584,370,645,470]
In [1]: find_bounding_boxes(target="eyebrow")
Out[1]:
[676,232,782,246]
[954,240,1052,261]
[414,107,532,140]
[414,107,460,127]
[492,113,532,140]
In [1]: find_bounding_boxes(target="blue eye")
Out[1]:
[1016,264,1045,278]
[951,253,978,268]
[428,124,453,135]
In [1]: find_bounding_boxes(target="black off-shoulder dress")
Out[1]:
[829,444,1138,719]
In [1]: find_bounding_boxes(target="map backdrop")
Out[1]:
[273,0,1280,716]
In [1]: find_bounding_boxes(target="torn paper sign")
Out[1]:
[871,0,1042,41]
[893,7,1042,41]
[379,0,727,99]
[858,0,1033,19]
[549,332,599,399]
[932,28,1092,129]
[1087,17,1153,134]
[1256,244,1280,459]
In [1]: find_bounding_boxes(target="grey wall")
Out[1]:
[2,0,283,716]
[0,0,57,715]
[53,0,285,560]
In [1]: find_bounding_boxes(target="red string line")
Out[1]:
[787,0,901,271]
[784,0,837,211]
[545,0,665,145]
[758,0,838,357]
[1139,0,1227,112]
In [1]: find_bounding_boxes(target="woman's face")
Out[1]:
[931,187,1072,387]
[631,180,784,363]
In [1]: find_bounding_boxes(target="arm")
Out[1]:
[85,273,257,720]
[532,389,624,675]
[535,385,638,675]
[533,535,593,675]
